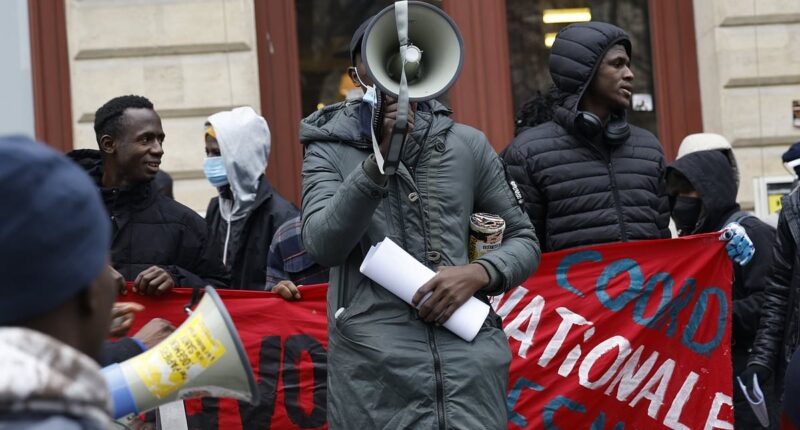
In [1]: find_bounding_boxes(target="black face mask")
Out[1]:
[672,196,702,235]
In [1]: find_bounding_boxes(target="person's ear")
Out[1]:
[347,67,361,88]
[79,264,117,316]
[78,282,100,316]
[99,135,116,155]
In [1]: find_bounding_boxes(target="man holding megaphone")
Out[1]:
[300,3,540,429]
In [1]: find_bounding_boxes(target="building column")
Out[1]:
[28,0,73,152]
[649,0,704,159]
[443,0,515,152]
[254,0,304,206]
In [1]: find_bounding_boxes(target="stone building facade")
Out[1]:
[693,0,800,209]
[7,0,799,215]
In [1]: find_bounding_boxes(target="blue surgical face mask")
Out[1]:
[203,156,228,188]
[352,67,378,108]
[362,85,378,107]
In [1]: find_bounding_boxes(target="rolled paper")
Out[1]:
[360,237,490,342]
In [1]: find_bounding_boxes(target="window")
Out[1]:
[0,0,35,137]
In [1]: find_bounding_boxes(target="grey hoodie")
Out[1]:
[207,107,270,265]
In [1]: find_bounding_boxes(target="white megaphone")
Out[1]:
[102,286,258,419]
[360,1,464,175]
[362,1,464,101]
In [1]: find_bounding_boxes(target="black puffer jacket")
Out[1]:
[68,150,229,289]
[750,187,800,381]
[503,22,669,252]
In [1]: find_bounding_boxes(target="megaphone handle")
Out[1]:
[384,120,407,176]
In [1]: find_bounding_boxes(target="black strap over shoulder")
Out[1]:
[725,210,755,226]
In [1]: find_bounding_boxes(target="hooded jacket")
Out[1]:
[300,99,540,429]
[668,151,778,427]
[668,151,775,347]
[0,328,112,429]
[205,107,298,290]
[502,22,670,252]
[68,150,229,289]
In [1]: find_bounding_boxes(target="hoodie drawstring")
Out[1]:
[222,218,232,266]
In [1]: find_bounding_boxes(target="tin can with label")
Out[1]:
[468,213,505,261]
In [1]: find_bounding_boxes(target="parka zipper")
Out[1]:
[427,326,447,430]
[398,157,447,430]
[606,159,629,241]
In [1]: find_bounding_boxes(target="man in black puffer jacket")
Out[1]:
[69,95,229,294]
[503,22,670,252]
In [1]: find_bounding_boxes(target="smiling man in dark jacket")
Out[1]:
[69,95,229,294]
[668,149,778,428]
[503,22,670,252]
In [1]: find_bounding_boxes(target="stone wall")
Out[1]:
[693,0,800,209]
[66,0,261,212]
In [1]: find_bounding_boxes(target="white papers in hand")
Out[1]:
[359,237,490,342]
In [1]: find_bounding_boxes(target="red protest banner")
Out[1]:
[500,233,733,429]
[120,284,329,429]
[119,233,732,429]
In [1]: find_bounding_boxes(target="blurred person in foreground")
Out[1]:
[299,14,540,429]
[0,136,117,429]
[667,143,777,428]
[203,107,297,290]
[68,95,228,294]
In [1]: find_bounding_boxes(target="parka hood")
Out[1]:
[207,106,271,221]
[549,21,632,108]
[668,150,740,234]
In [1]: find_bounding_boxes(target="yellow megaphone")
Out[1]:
[102,286,258,419]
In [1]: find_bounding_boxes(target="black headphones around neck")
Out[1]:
[575,111,631,145]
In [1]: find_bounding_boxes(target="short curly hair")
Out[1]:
[93,95,154,144]
[514,86,560,136]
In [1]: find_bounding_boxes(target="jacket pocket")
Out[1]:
[333,279,369,329]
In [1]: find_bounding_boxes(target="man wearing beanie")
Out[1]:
[68,95,228,294]
[503,22,670,252]
[0,136,117,429]
[742,139,800,421]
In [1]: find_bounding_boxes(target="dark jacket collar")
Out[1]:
[67,149,156,211]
